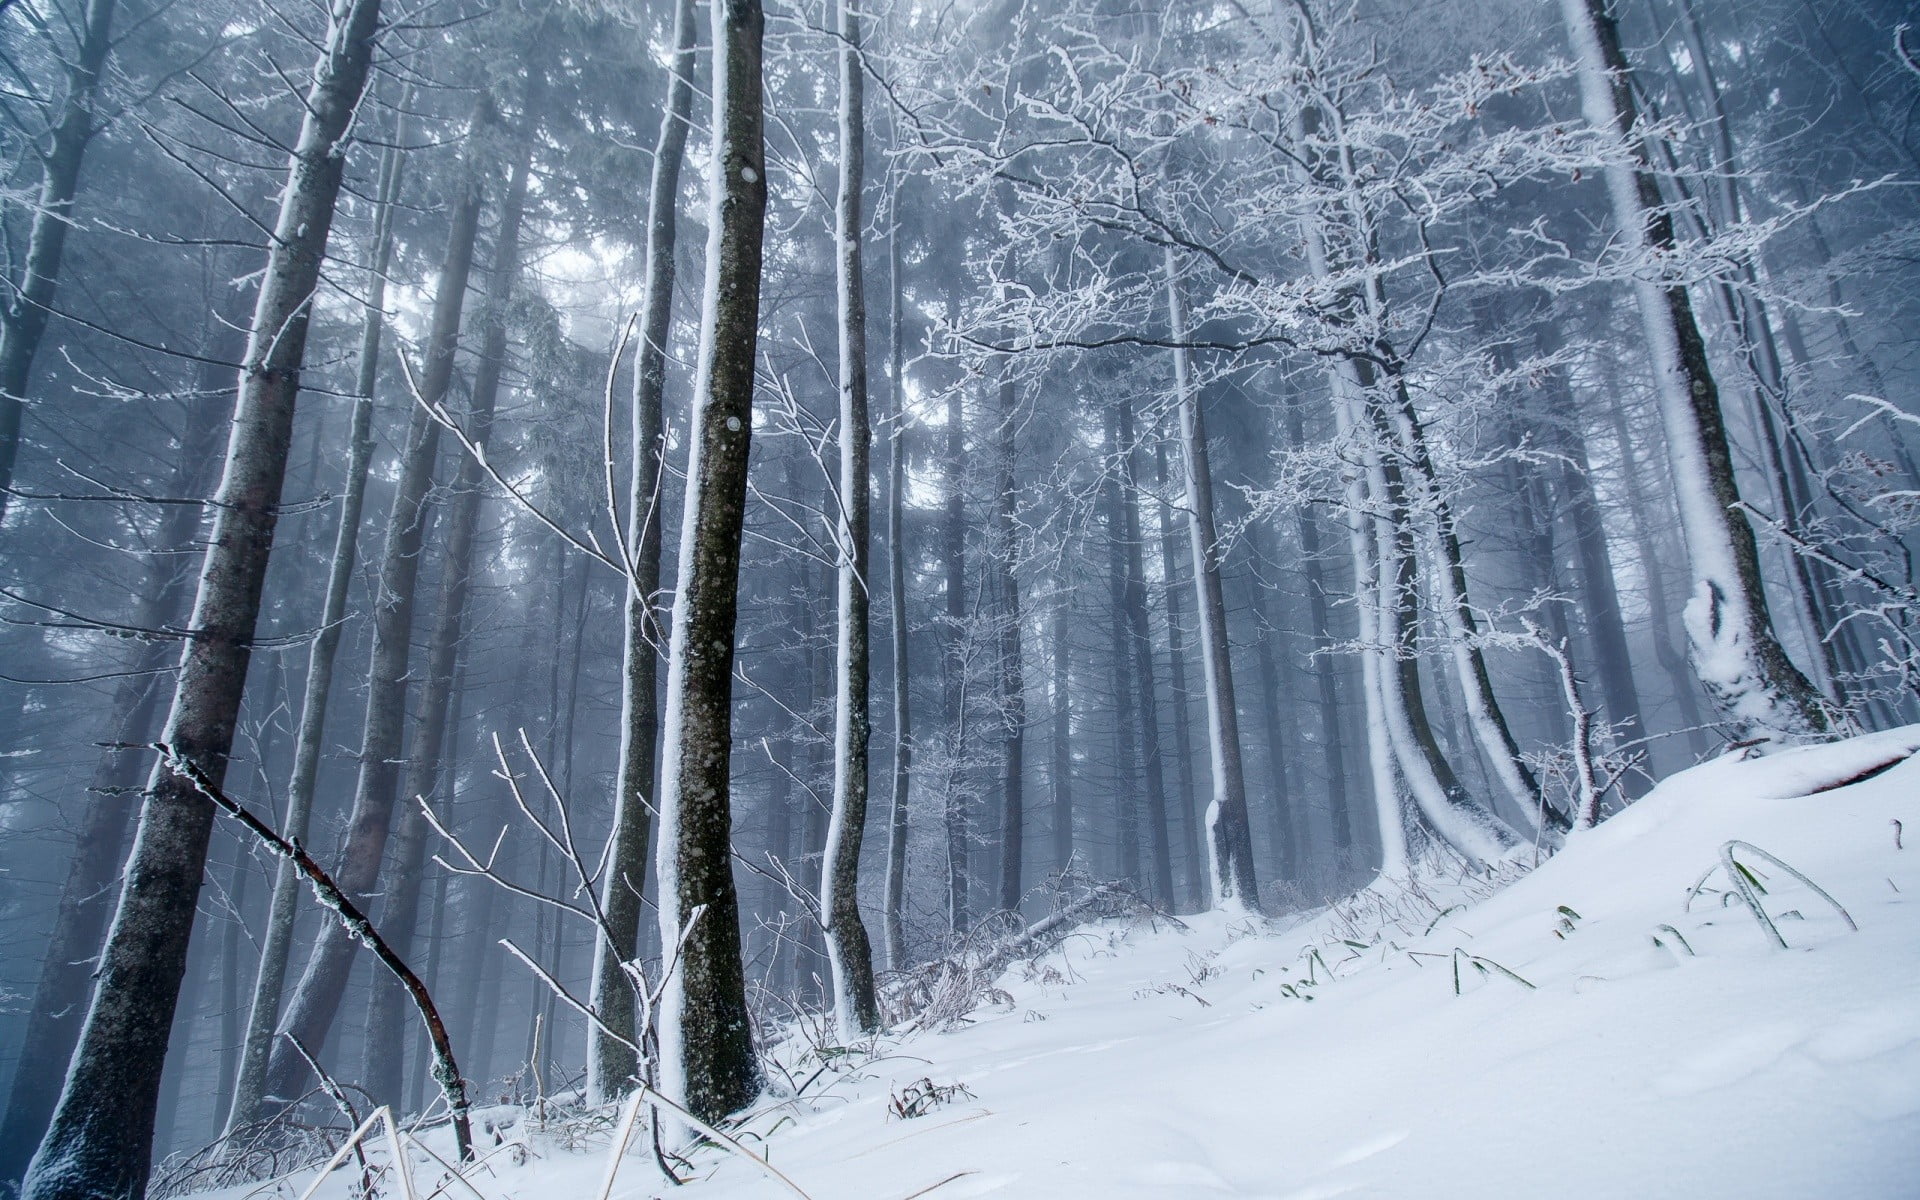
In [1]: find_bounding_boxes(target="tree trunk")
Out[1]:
[1557,0,1826,742]
[225,108,407,1137]
[1115,396,1173,905]
[589,0,696,1102]
[1277,402,1354,854]
[262,110,491,1105]
[0,0,115,520]
[20,2,385,1192]
[992,376,1028,913]
[941,339,969,935]
[1048,596,1075,877]
[1163,252,1259,911]
[1245,523,1299,884]
[653,0,766,1121]
[0,334,233,1186]
[1153,439,1204,909]
[362,88,539,1106]
[882,211,912,971]
[823,0,880,1035]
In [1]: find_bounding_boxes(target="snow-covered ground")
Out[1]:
[236,731,1920,1200]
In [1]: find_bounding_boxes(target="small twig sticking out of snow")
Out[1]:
[1707,840,1859,950]
[1894,819,1905,851]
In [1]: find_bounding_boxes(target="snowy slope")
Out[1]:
[238,732,1920,1200]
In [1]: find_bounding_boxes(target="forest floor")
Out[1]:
[227,729,1920,1200]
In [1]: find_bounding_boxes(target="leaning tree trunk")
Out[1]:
[0,0,115,522]
[262,115,490,1107]
[0,323,234,1186]
[362,88,539,1106]
[1163,251,1259,912]
[653,0,767,1123]
[1557,0,1826,743]
[588,0,697,1102]
[224,109,407,1138]
[822,0,880,1037]
[19,1,384,1193]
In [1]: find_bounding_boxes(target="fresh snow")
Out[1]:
[229,732,1920,1199]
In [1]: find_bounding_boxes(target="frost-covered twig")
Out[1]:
[153,744,473,1163]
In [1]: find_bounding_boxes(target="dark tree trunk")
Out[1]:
[263,114,490,1105]
[226,108,407,1137]
[20,2,385,1192]
[653,0,767,1120]
[590,0,694,1099]
[822,0,879,1032]
[1114,397,1173,905]
[0,342,232,1186]
[0,0,115,519]
[992,377,1027,913]
[882,214,912,970]
[362,91,539,1105]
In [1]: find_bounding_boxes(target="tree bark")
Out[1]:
[1114,395,1173,905]
[991,376,1028,913]
[362,86,540,1106]
[0,0,115,521]
[19,2,385,1192]
[823,0,880,1035]
[225,107,408,1137]
[882,210,912,971]
[1163,252,1259,911]
[589,0,696,1101]
[1557,0,1826,742]
[0,328,234,1186]
[262,106,491,1106]
[1153,439,1205,909]
[653,0,767,1121]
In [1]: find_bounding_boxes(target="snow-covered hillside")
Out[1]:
[244,733,1920,1200]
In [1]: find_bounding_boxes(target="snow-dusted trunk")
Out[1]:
[588,0,694,1103]
[992,376,1028,912]
[262,126,489,1105]
[823,0,880,1037]
[1670,0,1842,703]
[362,98,537,1105]
[653,0,766,1121]
[1383,379,1555,833]
[882,215,912,971]
[1557,0,1826,742]
[0,0,114,521]
[19,1,383,1192]
[1164,251,1259,912]
[225,116,406,1138]
[1364,393,1522,864]
[1153,439,1204,907]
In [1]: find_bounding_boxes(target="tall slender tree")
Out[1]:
[19,1,386,1192]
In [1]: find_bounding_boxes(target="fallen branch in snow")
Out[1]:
[882,874,1182,1029]
[153,743,474,1163]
